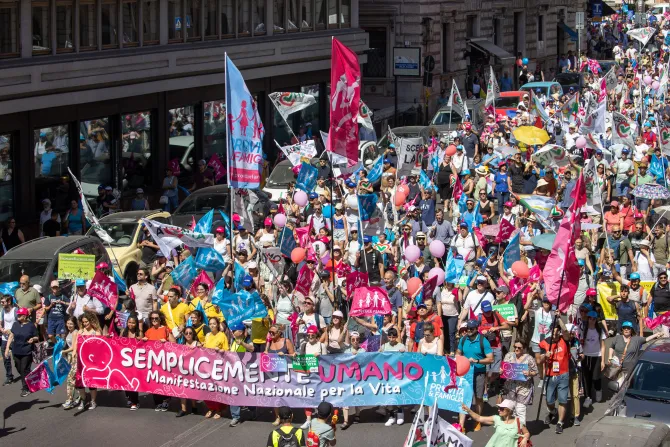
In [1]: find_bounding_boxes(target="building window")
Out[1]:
[252,0,265,35]
[168,0,183,41]
[442,22,453,73]
[121,112,153,197]
[0,134,13,222]
[287,0,298,32]
[35,125,70,179]
[493,18,501,46]
[315,0,325,29]
[56,0,74,52]
[466,15,478,38]
[32,1,51,54]
[80,118,112,200]
[0,0,20,57]
[363,28,386,78]
[301,0,312,30]
[238,0,249,35]
[221,0,233,36]
[341,0,350,26]
[143,0,159,44]
[203,100,226,166]
[122,0,139,45]
[102,0,119,47]
[274,0,285,33]
[537,15,544,42]
[514,11,525,55]
[79,0,97,50]
[185,0,200,40]
[328,0,337,28]
[168,106,195,184]
[204,0,216,38]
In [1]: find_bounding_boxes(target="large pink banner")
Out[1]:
[328,38,360,166]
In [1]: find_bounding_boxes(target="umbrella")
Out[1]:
[653,205,670,213]
[512,126,550,146]
[531,233,556,251]
[631,183,670,200]
[494,146,519,157]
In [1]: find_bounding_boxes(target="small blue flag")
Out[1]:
[296,163,319,192]
[195,300,209,327]
[358,193,378,221]
[419,169,437,192]
[233,261,246,291]
[0,281,19,297]
[458,192,468,214]
[113,270,127,294]
[195,209,214,233]
[503,232,521,271]
[219,290,268,328]
[445,251,465,283]
[279,227,296,258]
[367,156,384,183]
[170,256,197,289]
[195,247,226,272]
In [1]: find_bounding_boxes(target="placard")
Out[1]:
[57,254,95,280]
[500,362,529,381]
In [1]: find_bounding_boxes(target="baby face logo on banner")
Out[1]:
[350,286,391,316]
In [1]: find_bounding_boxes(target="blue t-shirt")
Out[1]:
[458,334,492,373]
[419,199,436,226]
[494,172,509,193]
[68,209,83,233]
[41,152,57,175]
[11,322,37,356]
[44,293,71,320]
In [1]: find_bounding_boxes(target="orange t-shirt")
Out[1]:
[145,326,171,341]
[603,211,621,232]
[539,338,569,376]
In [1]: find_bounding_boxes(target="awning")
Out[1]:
[559,22,579,42]
[467,39,515,64]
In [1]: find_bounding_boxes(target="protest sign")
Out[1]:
[280,140,318,167]
[493,304,516,322]
[597,281,620,320]
[350,287,392,316]
[500,362,529,381]
[260,354,288,373]
[57,254,95,280]
[425,368,474,414]
[77,336,456,408]
[346,271,369,298]
[88,271,118,310]
[291,355,319,374]
[397,137,423,177]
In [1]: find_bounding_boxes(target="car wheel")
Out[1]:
[124,263,139,288]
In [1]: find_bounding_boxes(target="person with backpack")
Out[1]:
[266,406,306,447]
[478,300,509,402]
[309,401,337,447]
[456,319,494,433]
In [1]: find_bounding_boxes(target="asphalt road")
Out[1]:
[1,375,611,447]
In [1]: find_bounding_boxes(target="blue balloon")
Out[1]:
[522,57,529,65]
[323,204,332,218]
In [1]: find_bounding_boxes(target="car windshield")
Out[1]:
[628,360,670,401]
[266,165,297,187]
[495,96,521,108]
[175,194,228,215]
[555,74,581,86]
[431,110,463,125]
[81,162,112,184]
[94,222,138,247]
[0,259,51,285]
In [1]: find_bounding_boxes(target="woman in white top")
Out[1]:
[438,282,461,356]
[580,314,606,407]
[255,217,276,247]
[418,323,443,355]
[212,227,231,264]
[274,281,297,337]
[634,240,655,281]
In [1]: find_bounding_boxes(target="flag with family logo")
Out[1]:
[296,162,319,192]
[419,169,437,192]
[170,255,197,289]
[530,91,550,122]
[213,288,268,328]
[580,102,606,134]
[358,193,378,221]
[627,27,656,46]
[485,65,499,110]
[233,261,247,291]
[195,247,226,272]
[612,112,636,149]
[651,154,667,182]
[210,277,227,307]
[195,209,214,233]
[659,126,670,156]
[503,232,521,271]
[226,55,265,188]
[268,92,317,121]
[445,251,465,283]
[0,281,19,296]
[367,156,384,183]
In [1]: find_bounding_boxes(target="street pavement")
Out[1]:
[0,376,610,447]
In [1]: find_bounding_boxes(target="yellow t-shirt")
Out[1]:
[189,297,225,322]
[161,302,190,330]
[251,309,274,344]
[204,331,229,351]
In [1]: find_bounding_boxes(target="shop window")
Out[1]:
[301,0,312,30]
[80,118,112,209]
[327,0,337,28]
[168,0,183,41]
[35,125,71,215]
[0,1,19,57]
[102,0,119,47]
[121,112,152,197]
[204,0,216,38]
[221,0,233,36]
[252,0,265,35]
[274,0,285,33]
[364,28,387,78]
[287,0,298,32]
[143,0,159,44]
[79,0,97,50]
[122,0,139,45]
[56,0,74,51]
[341,0,350,26]
[203,100,226,171]
[315,0,325,29]
[168,106,196,184]
[238,0,250,35]
[185,0,200,40]
[0,134,13,222]
[32,0,51,54]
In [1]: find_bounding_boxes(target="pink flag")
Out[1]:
[350,286,392,317]
[428,137,438,154]
[25,361,51,393]
[422,276,438,301]
[570,171,587,214]
[295,264,314,296]
[543,215,581,312]
[88,271,118,311]
[328,38,361,166]
[528,264,542,282]
[495,219,516,243]
[207,153,226,182]
[295,226,312,248]
[346,271,369,298]
[189,270,214,297]
[189,216,196,231]
[168,158,181,176]
[645,313,670,330]
[473,226,487,250]
[452,175,463,200]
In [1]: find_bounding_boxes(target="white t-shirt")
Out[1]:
[531,308,553,344]
[346,240,360,265]
[462,290,494,317]
[2,308,16,341]
[213,238,232,263]
[583,327,606,357]
[451,233,478,261]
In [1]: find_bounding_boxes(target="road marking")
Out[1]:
[158,418,226,447]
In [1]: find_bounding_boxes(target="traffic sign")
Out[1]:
[424,55,435,73]
[575,11,585,30]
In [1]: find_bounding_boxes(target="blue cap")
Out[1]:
[383,158,391,164]
[457,145,464,151]
[308,192,319,199]
[242,275,253,287]
[644,122,651,128]
[629,272,641,280]
[388,143,396,149]
[581,303,593,311]
[98,184,105,190]
[476,256,487,267]
[535,88,542,93]
[39,132,46,137]
[156,250,165,257]
[587,311,598,318]
[363,235,372,243]
[230,322,245,331]
[577,259,585,266]
[622,321,634,329]
[461,169,471,175]
[596,149,603,155]
[237,224,246,230]
[622,148,630,154]
[481,301,493,312]
[75,279,86,287]
[466,319,479,329]
[345,180,356,187]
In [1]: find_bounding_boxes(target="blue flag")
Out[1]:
[296,162,319,192]
[170,256,197,289]
[50,338,70,388]
[431,154,440,173]
[195,209,214,233]
[458,192,468,214]
[462,203,483,230]
[503,232,521,271]
[419,169,437,192]
[367,156,384,183]
[358,193,378,221]
[219,290,268,328]
[233,261,246,291]
[195,247,226,272]
[195,300,209,327]
[218,210,232,238]
[113,269,127,294]
[0,281,19,296]
[279,227,296,258]
[445,251,466,283]
[210,277,227,308]
[651,154,666,182]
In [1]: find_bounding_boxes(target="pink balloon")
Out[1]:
[273,213,287,228]
[404,244,421,263]
[644,75,653,86]
[575,136,587,149]
[294,190,308,207]
[652,80,660,90]
[429,240,446,258]
[428,267,445,286]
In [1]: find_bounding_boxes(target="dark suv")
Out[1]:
[0,236,111,293]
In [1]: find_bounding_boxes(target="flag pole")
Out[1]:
[225,52,236,293]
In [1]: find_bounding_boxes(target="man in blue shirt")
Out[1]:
[457,319,493,432]
[382,271,403,315]
[43,280,71,344]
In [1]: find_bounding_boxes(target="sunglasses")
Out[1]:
[150,317,160,321]
[514,345,523,350]
[269,331,278,335]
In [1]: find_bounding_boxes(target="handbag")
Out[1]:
[603,336,630,381]
[159,195,169,205]
[517,418,532,447]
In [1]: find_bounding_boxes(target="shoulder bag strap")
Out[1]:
[620,338,632,363]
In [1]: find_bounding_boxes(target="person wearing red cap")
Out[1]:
[584,288,608,334]
[212,226,232,265]
[255,217,276,248]
[4,308,38,397]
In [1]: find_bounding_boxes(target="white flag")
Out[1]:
[357,100,374,129]
[626,27,656,46]
[447,79,467,119]
[431,416,473,447]
[268,92,316,121]
[612,111,637,149]
[583,157,602,211]
[67,168,113,244]
[485,66,500,108]
[397,137,424,177]
[581,102,606,134]
[141,218,214,257]
[280,140,318,166]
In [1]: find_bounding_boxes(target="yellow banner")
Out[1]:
[57,254,95,280]
[639,281,656,295]
[597,281,620,320]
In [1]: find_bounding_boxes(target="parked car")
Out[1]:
[171,184,231,230]
[0,236,111,294]
[426,99,485,143]
[520,81,564,98]
[597,60,618,75]
[494,91,526,119]
[576,416,670,447]
[608,338,670,426]
[264,160,300,200]
[553,72,586,93]
[87,210,170,285]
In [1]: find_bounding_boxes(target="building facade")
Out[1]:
[360,0,586,123]
[0,0,368,232]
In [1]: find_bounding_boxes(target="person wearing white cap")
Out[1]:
[461,399,531,445]
[39,198,60,236]
[130,188,149,211]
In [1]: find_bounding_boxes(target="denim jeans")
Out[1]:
[496,191,510,216]
[441,315,458,354]
[163,195,179,212]
[1,339,14,381]
[230,405,241,419]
